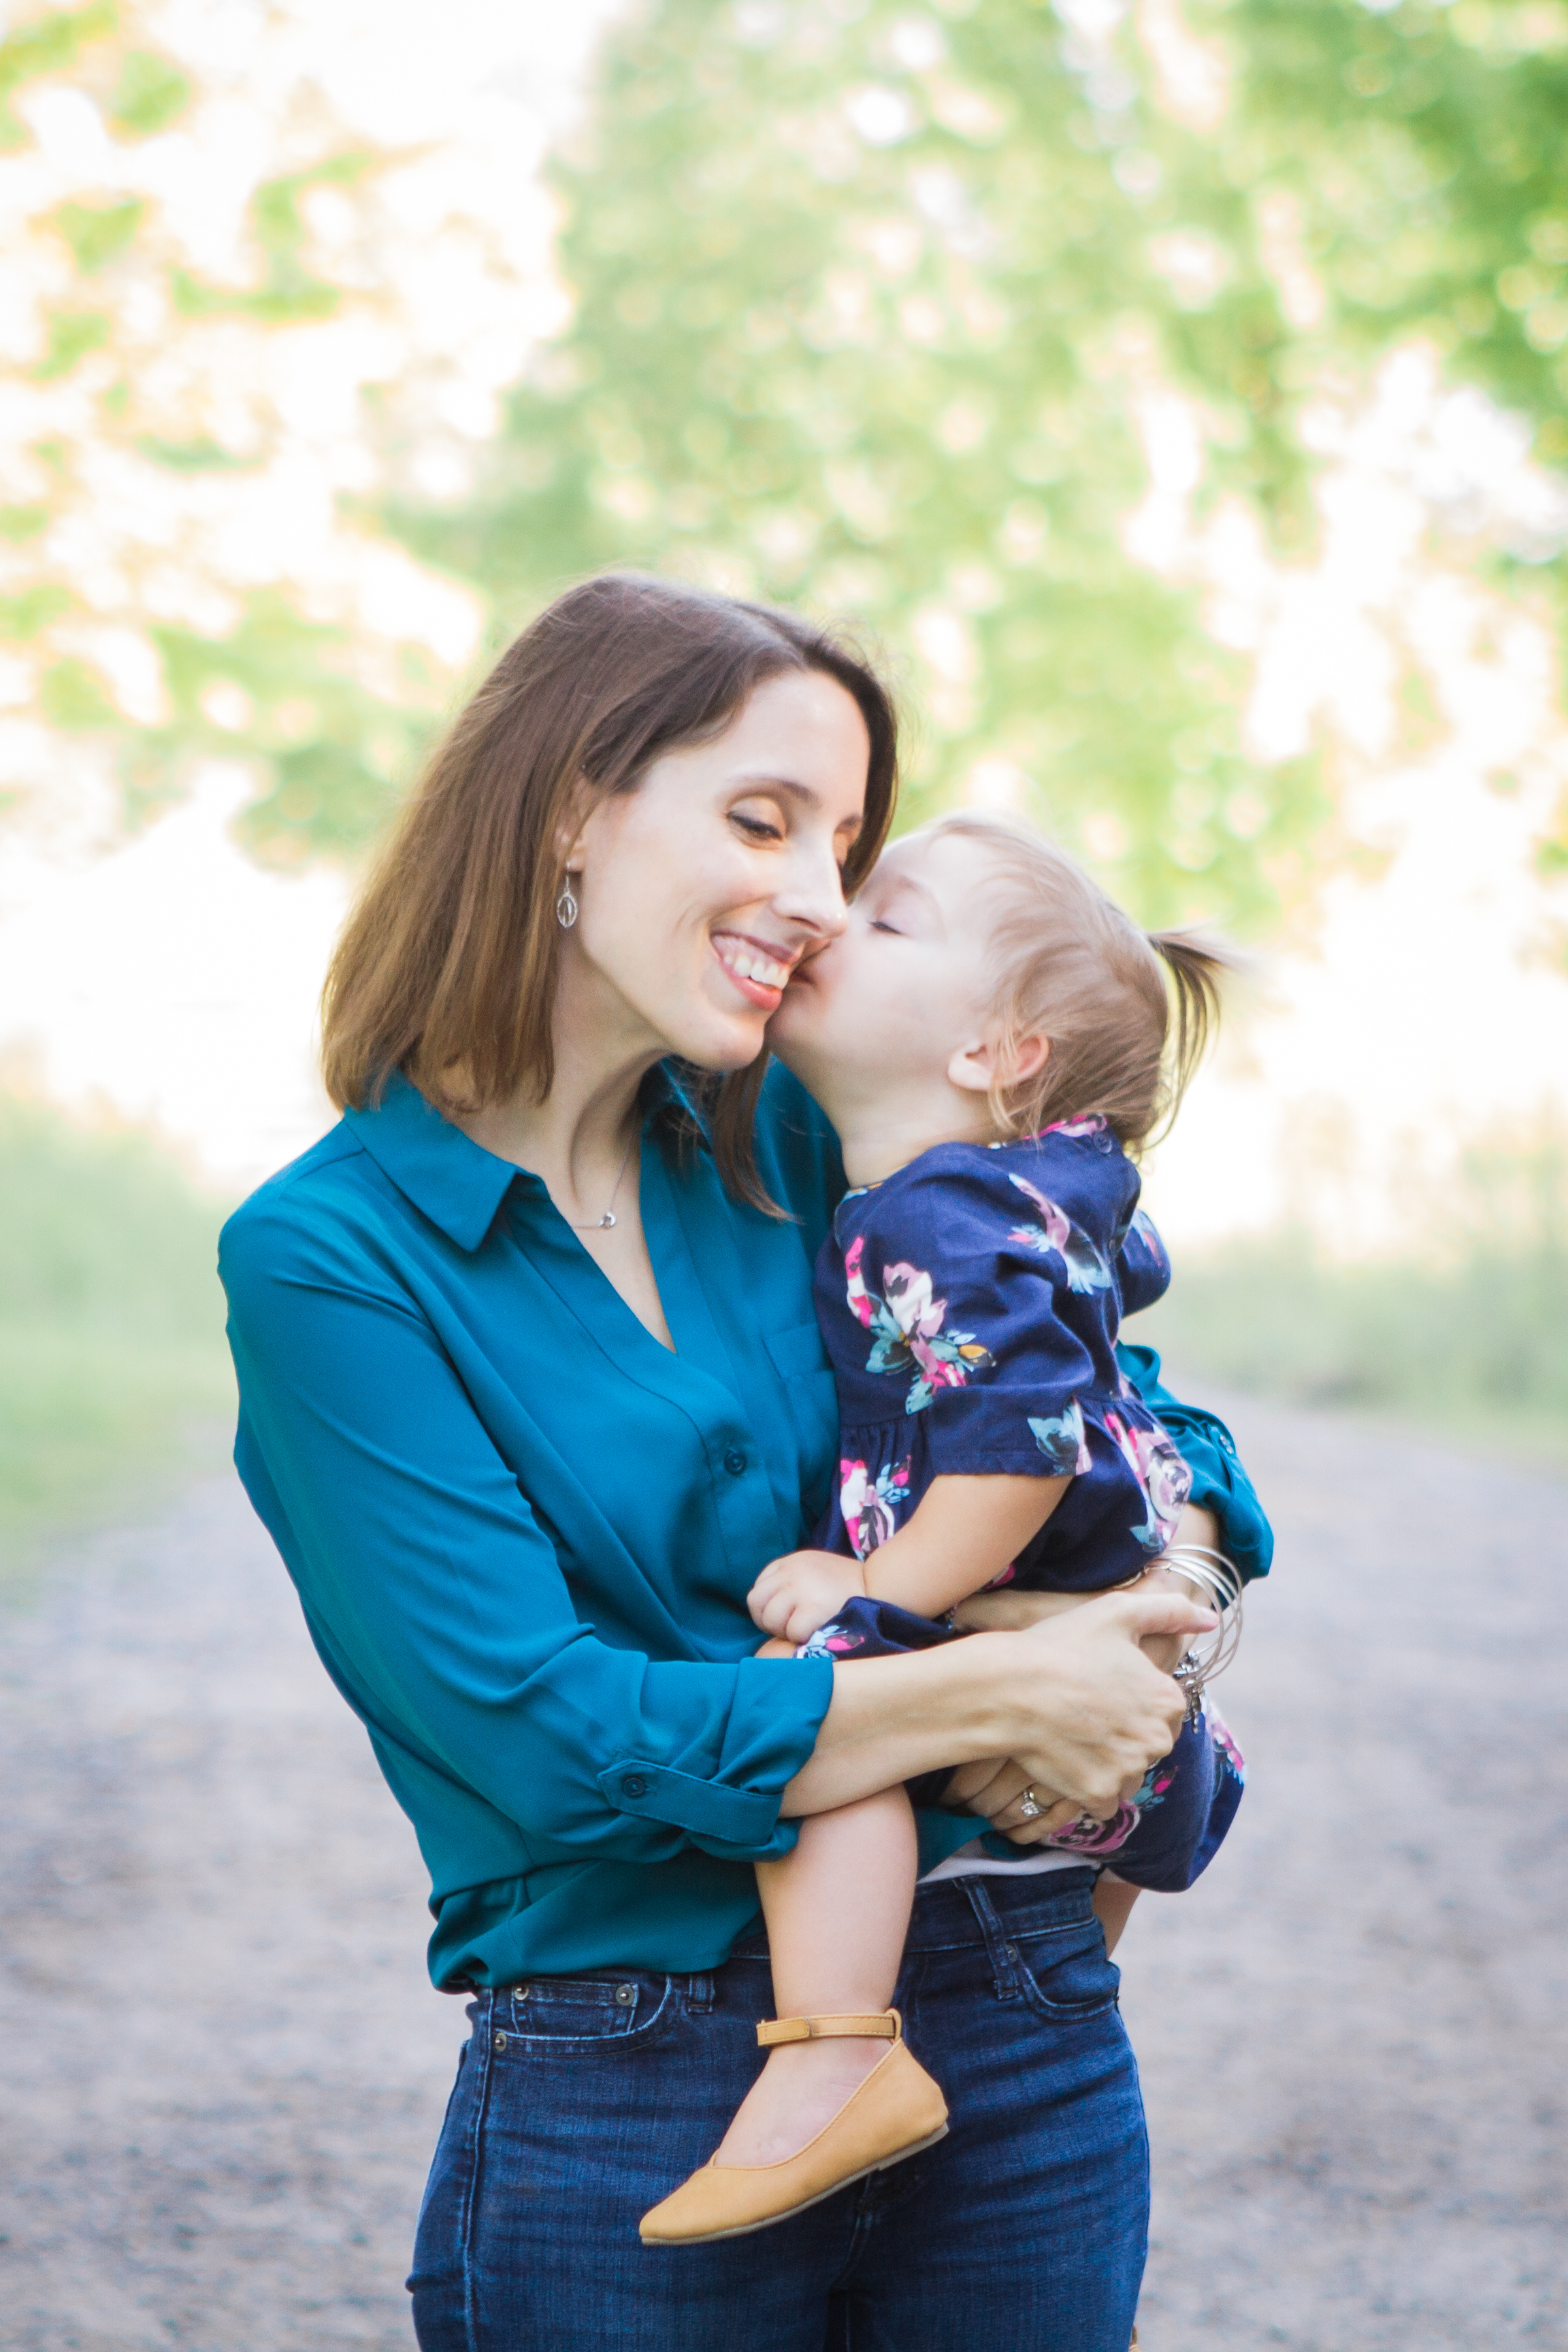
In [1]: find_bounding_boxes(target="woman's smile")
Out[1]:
[712,929,798,1009]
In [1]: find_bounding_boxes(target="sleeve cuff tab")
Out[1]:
[598,1759,781,1844]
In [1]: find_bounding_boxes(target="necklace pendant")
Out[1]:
[600,1211,616,1228]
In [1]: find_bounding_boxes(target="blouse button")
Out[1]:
[621,1773,649,1799]
[723,1448,747,1476]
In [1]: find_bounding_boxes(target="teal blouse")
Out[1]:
[220,1064,1271,1991]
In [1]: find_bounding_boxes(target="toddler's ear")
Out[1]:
[947,1028,1049,1095]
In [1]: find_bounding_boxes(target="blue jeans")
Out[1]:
[409,1867,1148,2351]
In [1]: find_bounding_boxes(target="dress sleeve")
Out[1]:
[1114,1341,1274,1584]
[1115,1207,1173,1319]
[220,1195,834,1869]
[850,1156,1103,1480]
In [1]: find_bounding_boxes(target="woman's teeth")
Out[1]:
[718,943,791,990]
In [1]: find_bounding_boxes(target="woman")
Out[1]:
[220,573,1270,2351]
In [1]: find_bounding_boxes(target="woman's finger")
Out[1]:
[996,1796,1083,1845]
[965,1762,1034,1822]
[939,1756,1009,1808]
[988,1777,1071,1833]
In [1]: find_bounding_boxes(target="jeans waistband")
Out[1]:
[728,1861,1098,1963]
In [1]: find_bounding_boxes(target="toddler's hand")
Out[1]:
[747,1549,866,1647]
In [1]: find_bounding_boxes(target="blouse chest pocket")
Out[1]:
[764,1321,840,1524]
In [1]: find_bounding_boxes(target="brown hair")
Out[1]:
[919,811,1234,1152]
[321,572,898,1207]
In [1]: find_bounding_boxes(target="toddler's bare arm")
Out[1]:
[747,1472,1071,1648]
[858,1471,1072,1620]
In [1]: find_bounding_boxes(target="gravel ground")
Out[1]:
[0,1392,1564,2351]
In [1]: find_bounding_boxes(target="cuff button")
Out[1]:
[621,1773,649,1798]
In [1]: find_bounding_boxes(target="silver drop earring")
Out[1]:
[555,877,578,930]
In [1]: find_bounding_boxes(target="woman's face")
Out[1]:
[564,668,871,1073]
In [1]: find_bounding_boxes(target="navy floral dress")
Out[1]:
[801,1119,1244,1892]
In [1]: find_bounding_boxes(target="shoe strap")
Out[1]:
[756,2010,902,2048]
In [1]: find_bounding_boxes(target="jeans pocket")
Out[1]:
[495,1970,676,2053]
[1012,1921,1121,2023]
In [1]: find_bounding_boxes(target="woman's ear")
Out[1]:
[948,1027,1050,1096]
[554,775,596,871]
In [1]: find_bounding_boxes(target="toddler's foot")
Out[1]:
[714,2036,892,2168]
[639,2013,948,2244]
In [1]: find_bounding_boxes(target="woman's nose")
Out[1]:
[774,830,851,942]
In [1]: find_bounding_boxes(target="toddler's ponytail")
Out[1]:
[1145,930,1238,1139]
[909,810,1243,1153]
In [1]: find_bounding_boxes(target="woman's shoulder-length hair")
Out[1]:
[319,570,899,1211]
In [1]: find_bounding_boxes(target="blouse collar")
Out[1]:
[342,1063,705,1254]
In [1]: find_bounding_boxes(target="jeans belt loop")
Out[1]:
[960,1877,1022,2002]
[684,1970,715,2015]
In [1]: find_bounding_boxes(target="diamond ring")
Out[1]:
[1017,1786,1043,1820]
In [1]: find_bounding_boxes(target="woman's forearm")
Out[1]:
[779,1639,1015,1818]
[779,1589,1213,1823]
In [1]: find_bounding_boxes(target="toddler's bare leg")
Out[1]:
[1092,1872,1141,1957]
[713,1784,918,2168]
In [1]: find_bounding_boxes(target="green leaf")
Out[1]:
[50,195,145,274]
[31,310,110,380]
[107,47,191,138]
[0,0,116,152]
[39,656,118,730]
[0,584,71,638]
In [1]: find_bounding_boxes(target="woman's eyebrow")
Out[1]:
[726,772,821,804]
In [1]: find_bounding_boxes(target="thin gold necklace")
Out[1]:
[561,1128,637,1231]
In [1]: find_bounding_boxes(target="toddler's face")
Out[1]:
[768,829,999,1113]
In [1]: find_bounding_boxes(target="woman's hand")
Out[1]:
[939,1754,1082,1842]
[747,1548,866,1647]
[946,1589,1213,1834]
[948,1505,1226,1831]
[778,1584,1213,1827]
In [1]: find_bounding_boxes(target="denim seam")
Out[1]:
[459,1990,495,2352]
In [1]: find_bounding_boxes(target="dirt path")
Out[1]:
[1,1394,1564,2350]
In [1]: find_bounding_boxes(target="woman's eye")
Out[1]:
[870,919,903,936]
[731,810,784,843]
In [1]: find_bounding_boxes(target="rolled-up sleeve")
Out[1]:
[1115,1341,1274,1584]
[220,1201,833,1869]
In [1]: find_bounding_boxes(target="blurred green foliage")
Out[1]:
[1141,1125,1568,1456]
[396,0,1321,929]
[0,1,440,868]
[390,0,1568,922]
[7,0,1568,887]
[0,1094,234,1563]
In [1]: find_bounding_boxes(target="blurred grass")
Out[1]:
[1141,1134,1568,1473]
[0,1093,235,1573]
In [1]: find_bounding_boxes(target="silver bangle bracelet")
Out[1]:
[1153,1541,1245,1719]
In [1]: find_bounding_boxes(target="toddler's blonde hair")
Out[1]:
[918,810,1234,1153]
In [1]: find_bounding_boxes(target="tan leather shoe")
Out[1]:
[639,2010,948,2246]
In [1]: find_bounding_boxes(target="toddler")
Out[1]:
[640,813,1243,2248]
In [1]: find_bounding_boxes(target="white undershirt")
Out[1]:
[918,1840,1097,1886]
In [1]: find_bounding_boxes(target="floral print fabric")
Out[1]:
[804,1122,1244,1890]
[815,1122,1192,1588]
